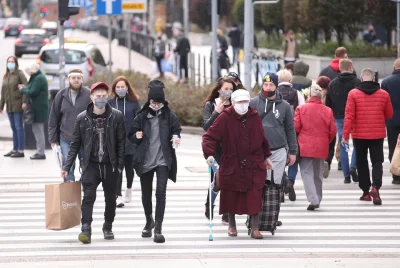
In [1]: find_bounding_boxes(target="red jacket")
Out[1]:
[343,81,393,140]
[294,97,336,159]
[202,106,272,192]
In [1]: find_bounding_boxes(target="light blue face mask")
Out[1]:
[7,62,15,70]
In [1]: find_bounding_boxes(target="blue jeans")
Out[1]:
[60,139,83,182]
[288,163,298,181]
[7,112,24,151]
[336,119,357,177]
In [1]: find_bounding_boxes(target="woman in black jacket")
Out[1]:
[203,77,237,224]
[130,80,181,243]
[109,76,141,208]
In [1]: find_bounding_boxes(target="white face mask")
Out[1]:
[234,103,249,115]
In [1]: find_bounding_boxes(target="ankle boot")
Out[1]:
[78,223,91,244]
[142,215,155,238]
[153,220,165,243]
[102,222,114,240]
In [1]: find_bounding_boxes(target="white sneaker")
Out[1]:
[123,188,132,203]
[116,196,124,208]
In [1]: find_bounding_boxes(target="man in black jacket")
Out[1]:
[382,59,400,184]
[61,82,125,244]
[228,24,241,66]
[326,59,359,184]
[174,28,190,81]
[319,47,348,81]
[49,69,91,182]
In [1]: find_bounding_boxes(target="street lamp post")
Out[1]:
[244,0,280,92]
[392,0,400,58]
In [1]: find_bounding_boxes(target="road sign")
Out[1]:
[97,0,122,15]
[122,0,147,13]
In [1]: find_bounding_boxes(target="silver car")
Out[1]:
[37,42,107,90]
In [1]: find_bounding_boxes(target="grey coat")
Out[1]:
[250,91,297,155]
[48,86,91,144]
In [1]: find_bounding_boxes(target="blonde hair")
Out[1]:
[339,59,353,72]
[335,47,347,58]
[309,84,322,98]
[217,29,223,36]
[25,63,40,75]
[360,68,375,81]
[277,69,292,83]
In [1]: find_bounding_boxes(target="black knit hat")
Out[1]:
[148,80,165,102]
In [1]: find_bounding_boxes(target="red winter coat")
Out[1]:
[294,97,336,159]
[343,81,393,140]
[202,106,272,192]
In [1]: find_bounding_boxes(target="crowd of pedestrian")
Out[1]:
[0,43,399,243]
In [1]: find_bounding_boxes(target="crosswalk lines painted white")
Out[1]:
[0,181,399,260]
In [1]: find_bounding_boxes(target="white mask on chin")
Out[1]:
[234,103,249,115]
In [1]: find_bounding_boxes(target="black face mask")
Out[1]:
[267,90,276,97]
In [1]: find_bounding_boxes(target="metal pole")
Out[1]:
[59,21,65,91]
[149,0,154,37]
[127,14,132,74]
[244,0,252,91]
[183,0,189,38]
[108,15,112,85]
[203,55,206,85]
[397,1,400,58]
[211,0,218,82]
[198,53,201,87]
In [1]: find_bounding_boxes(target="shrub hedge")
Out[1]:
[88,70,211,127]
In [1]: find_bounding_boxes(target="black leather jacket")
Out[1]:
[63,102,126,173]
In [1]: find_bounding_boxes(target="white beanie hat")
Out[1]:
[231,89,250,102]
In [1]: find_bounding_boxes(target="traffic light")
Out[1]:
[58,0,80,23]
[40,8,47,18]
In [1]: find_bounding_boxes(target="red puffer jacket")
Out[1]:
[294,97,336,159]
[343,81,393,140]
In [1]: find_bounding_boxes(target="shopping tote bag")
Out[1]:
[390,137,400,176]
[45,182,81,230]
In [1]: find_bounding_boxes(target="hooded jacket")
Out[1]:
[250,91,297,155]
[326,72,360,119]
[277,83,299,112]
[319,58,341,81]
[292,61,312,91]
[381,69,400,127]
[343,81,393,140]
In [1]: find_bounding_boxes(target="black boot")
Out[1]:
[102,222,114,240]
[142,215,155,238]
[78,223,91,244]
[153,220,165,243]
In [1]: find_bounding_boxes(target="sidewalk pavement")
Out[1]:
[1,258,400,268]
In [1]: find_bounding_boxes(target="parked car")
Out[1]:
[37,42,108,90]
[86,16,99,31]
[0,18,6,30]
[4,17,23,37]
[21,19,31,29]
[64,20,75,29]
[14,29,49,58]
[41,21,58,37]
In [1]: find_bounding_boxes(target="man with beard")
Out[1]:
[49,69,91,182]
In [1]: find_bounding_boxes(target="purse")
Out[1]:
[23,97,34,124]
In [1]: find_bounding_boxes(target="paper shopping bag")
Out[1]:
[45,182,81,230]
[390,140,400,176]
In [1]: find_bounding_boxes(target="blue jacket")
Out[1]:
[108,97,141,155]
[381,70,400,127]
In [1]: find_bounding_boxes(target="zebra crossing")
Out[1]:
[0,138,399,261]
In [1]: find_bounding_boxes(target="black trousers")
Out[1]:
[179,54,188,79]
[353,138,384,192]
[155,55,164,76]
[81,161,119,225]
[327,136,337,167]
[117,154,134,197]
[140,166,169,221]
[387,126,400,180]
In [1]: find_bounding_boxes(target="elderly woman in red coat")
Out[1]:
[202,89,273,239]
[294,84,336,211]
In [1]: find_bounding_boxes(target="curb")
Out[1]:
[0,126,204,142]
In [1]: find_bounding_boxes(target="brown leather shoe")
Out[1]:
[228,227,237,237]
[251,230,263,239]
